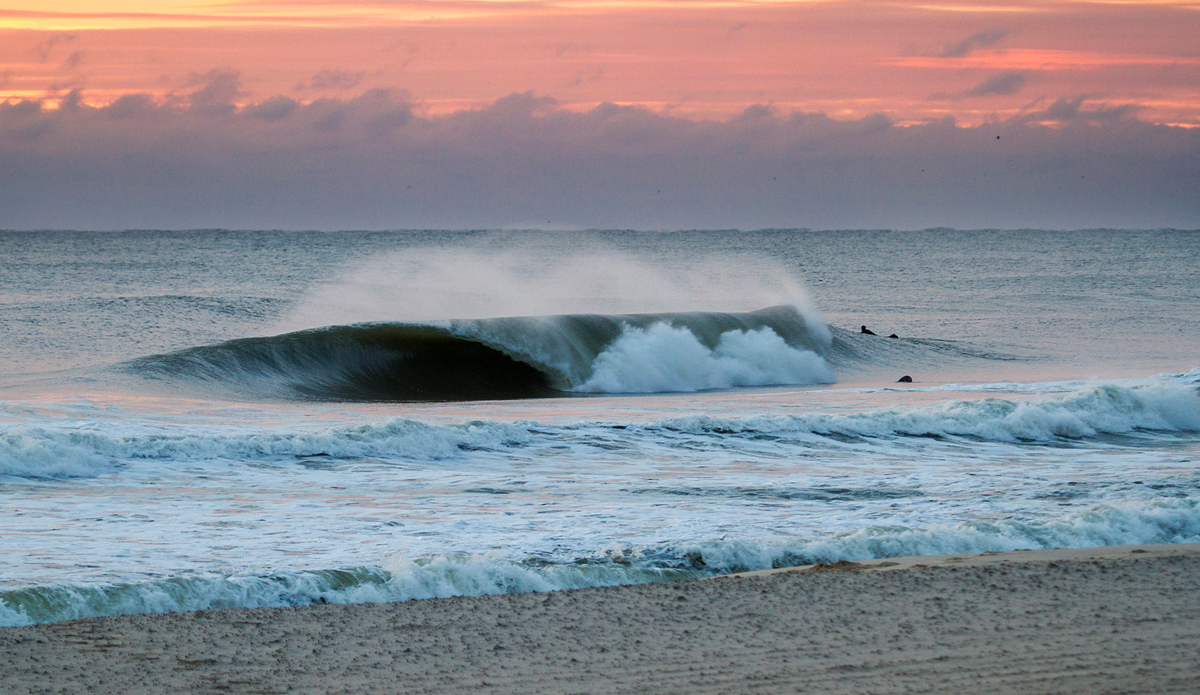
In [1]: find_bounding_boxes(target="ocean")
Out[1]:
[1,228,1198,626]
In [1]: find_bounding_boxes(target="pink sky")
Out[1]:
[2,2,1198,230]
[3,1,1199,125]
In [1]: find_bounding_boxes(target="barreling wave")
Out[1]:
[123,305,832,402]
[4,497,1198,626]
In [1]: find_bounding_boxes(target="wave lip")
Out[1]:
[123,305,831,402]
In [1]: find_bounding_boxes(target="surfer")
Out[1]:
[861,325,876,335]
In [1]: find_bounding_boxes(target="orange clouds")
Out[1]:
[1,0,1198,124]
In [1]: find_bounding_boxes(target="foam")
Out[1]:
[0,418,531,479]
[2,381,1196,479]
[656,381,1200,442]
[682,498,1200,571]
[577,324,832,393]
[3,498,1197,626]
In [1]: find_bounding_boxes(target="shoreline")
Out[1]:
[3,543,1200,694]
[723,540,1200,577]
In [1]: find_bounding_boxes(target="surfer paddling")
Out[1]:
[861,325,900,339]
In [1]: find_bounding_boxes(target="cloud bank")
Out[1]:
[1,83,1197,231]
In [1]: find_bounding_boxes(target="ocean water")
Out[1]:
[1,228,1198,626]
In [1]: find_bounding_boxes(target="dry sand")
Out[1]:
[3,543,1199,694]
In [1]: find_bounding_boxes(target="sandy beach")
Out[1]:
[3,543,1199,694]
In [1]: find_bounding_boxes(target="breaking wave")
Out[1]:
[123,305,832,402]
[3,497,1197,626]
[2,380,1197,479]
[657,380,1200,442]
[0,418,530,479]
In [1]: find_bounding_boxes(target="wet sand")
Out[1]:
[3,543,1199,694]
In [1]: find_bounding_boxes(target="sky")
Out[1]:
[1,0,1198,230]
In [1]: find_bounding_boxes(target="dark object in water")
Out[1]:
[897,375,913,383]
[888,334,899,339]
[860,325,876,335]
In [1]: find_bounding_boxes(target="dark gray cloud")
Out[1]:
[186,69,245,116]
[243,95,300,122]
[0,89,1196,231]
[941,28,1009,58]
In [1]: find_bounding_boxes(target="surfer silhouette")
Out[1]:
[862,326,901,338]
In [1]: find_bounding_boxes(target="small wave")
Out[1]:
[0,419,530,479]
[3,497,1197,626]
[2,381,1196,478]
[124,305,830,402]
[655,381,1200,442]
[627,485,923,501]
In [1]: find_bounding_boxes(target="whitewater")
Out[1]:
[1,228,1198,626]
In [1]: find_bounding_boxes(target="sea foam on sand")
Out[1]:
[2,544,1198,695]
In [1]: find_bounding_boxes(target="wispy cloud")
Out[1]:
[307,69,366,90]
[962,70,1025,96]
[61,50,85,71]
[940,28,1009,58]
[31,33,77,62]
[929,70,1027,100]
[1013,95,1142,125]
